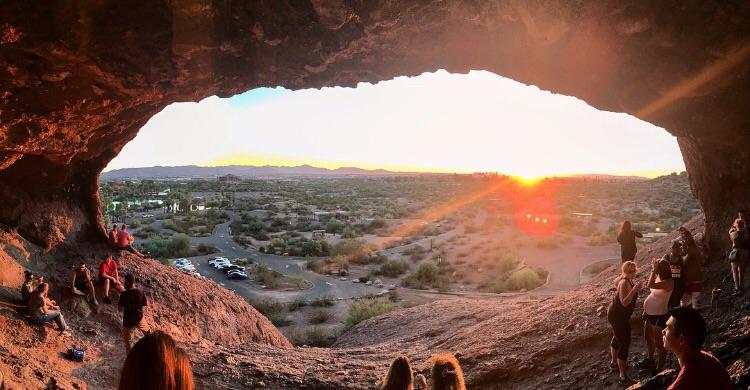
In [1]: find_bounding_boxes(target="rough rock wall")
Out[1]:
[2,1,750,249]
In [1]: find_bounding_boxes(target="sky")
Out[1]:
[106,70,686,178]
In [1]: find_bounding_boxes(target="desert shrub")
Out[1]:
[256,265,281,288]
[307,309,333,324]
[196,243,217,255]
[306,259,322,273]
[288,297,308,312]
[167,234,192,257]
[134,225,160,238]
[506,268,542,291]
[326,218,345,234]
[310,295,334,307]
[251,298,284,315]
[288,276,307,289]
[535,236,559,250]
[345,298,400,329]
[288,326,336,347]
[376,260,408,278]
[351,253,388,265]
[401,261,443,289]
[332,239,369,257]
[497,255,518,273]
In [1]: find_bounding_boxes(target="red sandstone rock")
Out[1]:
[1,2,750,249]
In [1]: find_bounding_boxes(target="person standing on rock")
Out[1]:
[664,242,686,311]
[642,258,674,372]
[607,261,644,384]
[382,355,414,390]
[28,283,67,333]
[680,230,703,309]
[663,307,734,389]
[728,219,750,294]
[119,274,150,353]
[99,255,125,304]
[617,221,643,263]
[119,331,194,390]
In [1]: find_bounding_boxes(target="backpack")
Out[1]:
[67,347,85,362]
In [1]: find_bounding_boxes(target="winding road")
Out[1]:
[149,212,381,303]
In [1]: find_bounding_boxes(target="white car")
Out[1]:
[208,257,230,267]
[214,261,233,270]
[174,258,196,271]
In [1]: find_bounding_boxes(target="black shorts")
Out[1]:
[643,313,669,328]
[75,283,90,292]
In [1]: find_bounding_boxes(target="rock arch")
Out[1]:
[2,1,750,250]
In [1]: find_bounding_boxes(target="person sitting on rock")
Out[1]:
[109,224,120,247]
[728,219,750,294]
[382,355,413,390]
[429,353,465,390]
[28,283,67,333]
[642,258,674,372]
[607,261,643,384]
[99,256,125,304]
[119,274,150,353]
[663,307,734,389]
[116,224,144,257]
[119,331,194,390]
[71,261,98,307]
[21,271,42,306]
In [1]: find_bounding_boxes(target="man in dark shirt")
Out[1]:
[118,274,150,353]
[663,307,734,390]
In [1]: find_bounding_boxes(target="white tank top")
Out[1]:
[644,287,672,315]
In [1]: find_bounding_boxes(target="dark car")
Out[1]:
[223,265,245,274]
[226,270,248,280]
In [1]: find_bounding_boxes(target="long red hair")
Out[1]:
[119,331,194,390]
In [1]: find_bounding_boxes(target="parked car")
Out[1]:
[215,262,233,270]
[226,270,248,280]
[209,256,229,264]
[210,258,231,269]
[175,258,196,272]
[223,265,245,274]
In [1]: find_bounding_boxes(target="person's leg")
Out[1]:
[644,320,655,361]
[655,323,666,371]
[86,279,99,306]
[55,312,67,332]
[102,278,110,298]
[123,327,133,353]
[125,245,145,257]
[732,262,741,290]
[616,322,631,380]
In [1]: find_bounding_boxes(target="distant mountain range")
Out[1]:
[100,165,419,180]
[101,164,665,181]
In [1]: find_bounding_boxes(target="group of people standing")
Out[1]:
[608,220,735,388]
[381,353,464,390]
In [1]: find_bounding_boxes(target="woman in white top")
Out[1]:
[642,258,674,372]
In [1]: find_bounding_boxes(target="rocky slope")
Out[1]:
[2,214,748,389]
[1,1,750,249]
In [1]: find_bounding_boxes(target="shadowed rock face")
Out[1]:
[1,1,750,248]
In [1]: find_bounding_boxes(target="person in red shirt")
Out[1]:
[99,256,125,304]
[108,224,119,247]
[116,224,145,257]
[663,307,735,390]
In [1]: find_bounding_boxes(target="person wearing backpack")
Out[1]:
[728,219,750,294]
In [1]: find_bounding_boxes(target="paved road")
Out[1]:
[164,212,381,303]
